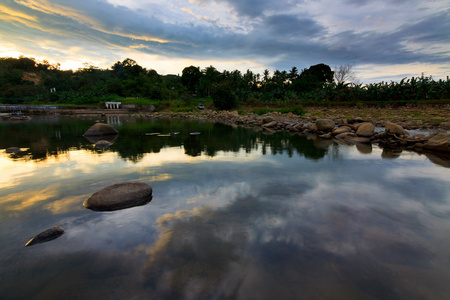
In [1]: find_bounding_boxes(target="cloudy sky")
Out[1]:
[0,0,449,83]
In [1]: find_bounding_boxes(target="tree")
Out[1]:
[292,63,334,93]
[199,65,221,97]
[303,63,334,84]
[211,83,237,110]
[334,64,356,86]
[288,66,298,83]
[181,65,202,92]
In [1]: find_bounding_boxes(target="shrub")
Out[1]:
[253,107,271,115]
[277,105,305,116]
[211,84,237,110]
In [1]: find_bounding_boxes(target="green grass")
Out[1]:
[120,97,161,106]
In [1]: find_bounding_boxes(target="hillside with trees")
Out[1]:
[0,56,448,111]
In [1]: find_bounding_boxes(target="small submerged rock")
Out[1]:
[25,226,64,247]
[84,182,153,211]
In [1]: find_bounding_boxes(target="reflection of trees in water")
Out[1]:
[0,117,92,161]
[1,117,328,162]
[3,116,449,167]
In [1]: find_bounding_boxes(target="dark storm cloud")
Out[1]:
[264,14,325,37]
[344,0,414,5]
[326,10,450,65]
[1,0,448,79]
[195,0,300,17]
[394,9,450,44]
[84,3,448,66]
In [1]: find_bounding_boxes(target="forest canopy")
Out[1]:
[0,56,448,109]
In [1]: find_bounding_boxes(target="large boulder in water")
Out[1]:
[84,123,118,137]
[316,119,335,132]
[25,226,64,247]
[356,122,375,137]
[83,182,153,211]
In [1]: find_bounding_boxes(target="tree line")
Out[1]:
[0,56,448,109]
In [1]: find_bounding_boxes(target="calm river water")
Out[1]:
[0,115,449,300]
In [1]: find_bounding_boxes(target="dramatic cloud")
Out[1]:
[0,0,448,82]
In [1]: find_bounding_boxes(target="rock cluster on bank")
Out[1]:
[262,117,449,153]
[152,110,449,154]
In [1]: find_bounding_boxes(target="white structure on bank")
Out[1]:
[105,101,122,109]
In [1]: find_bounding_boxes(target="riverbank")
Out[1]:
[151,104,450,131]
[2,103,449,154]
[1,103,449,130]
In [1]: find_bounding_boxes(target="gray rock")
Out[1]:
[262,116,274,124]
[319,133,332,139]
[84,182,153,211]
[423,131,450,152]
[316,119,335,132]
[84,123,119,136]
[307,123,318,132]
[356,122,375,137]
[332,126,352,136]
[262,121,277,128]
[25,226,64,247]
[335,132,354,139]
[385,121,410,137]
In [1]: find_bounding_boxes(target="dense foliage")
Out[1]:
[211,84,237,110]
[1,56,449,110]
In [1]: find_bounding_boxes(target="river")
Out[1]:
[0,115,449,300]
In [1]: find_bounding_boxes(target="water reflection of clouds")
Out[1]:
[2,137,450,299]
[140,185,435,299]
[0,153,38,189]
[2,185,58,211]
[45,194,89,215]
[133,156,449,299]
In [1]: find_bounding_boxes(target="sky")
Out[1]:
[0,0,449,83]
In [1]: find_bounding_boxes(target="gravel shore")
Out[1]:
[153,104,450,131]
